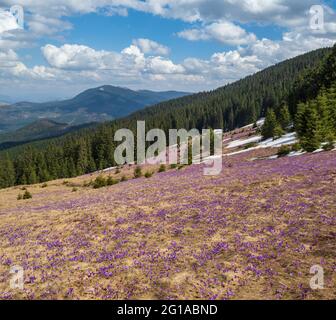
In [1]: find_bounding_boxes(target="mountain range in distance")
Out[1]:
[0,119,98,151]
[0,94,15,105]
[0,85,190,135]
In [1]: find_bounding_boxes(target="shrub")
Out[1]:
[21,187,26,191]
[244,142,257,150]
[158,164,166,173]
[17,194,23,200]
[145,171,153,178]
[93,175,107,189]
[302,138,320,152]
[22,190,32,200]
[170,164,178,169]
[66,182,77,188]
[72,187,78,192]
[121,175,128,182]
[277,145,291,157]
[291,143,301,152]
[134,166,142,178]
[107,176,119,186]
[255,127,262,134]
[83,180,93,187]
[273,125,284,140]
[115,168,121,174]
[62,181,69,185]
[323,134,335,151]
[323,143,334,151]
[41,183,48,188]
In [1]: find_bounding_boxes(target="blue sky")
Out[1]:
[24,10,285,66]
[0,1,336,101]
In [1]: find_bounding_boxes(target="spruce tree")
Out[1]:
[300,103,321,152]
[76,141,89,175]
[295,102,308,137]
[326,84,336,135]
[262,109,279,139]
[0,153,15,188]
[27,165,38,185]
[316,88,331,140]
[274,125,284,139]
[278,104,291,130]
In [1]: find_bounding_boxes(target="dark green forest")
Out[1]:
[0,46,335,189]
[262,44,336,150]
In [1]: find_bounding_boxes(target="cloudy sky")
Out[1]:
[0,0,336,101]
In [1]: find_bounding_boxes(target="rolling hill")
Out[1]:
[0,119,98,151]
[0,86,190,134]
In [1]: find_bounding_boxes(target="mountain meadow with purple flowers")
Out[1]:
[0,124,335,299]
[1,43,336,300]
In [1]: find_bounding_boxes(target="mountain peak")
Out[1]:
[0,87,190,134]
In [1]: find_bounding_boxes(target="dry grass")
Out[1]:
[0,147,335,300]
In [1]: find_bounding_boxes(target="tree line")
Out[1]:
[261,44,336,152]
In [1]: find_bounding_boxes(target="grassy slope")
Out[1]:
[0,130,335,300]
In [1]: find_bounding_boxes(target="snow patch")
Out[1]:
[288,150,306,157]
[225,148,254,156]
[257,132,298,148]
[226,136,262,149]
[240,118,265,129]
[225,132,298,156]
[102,166,117,172]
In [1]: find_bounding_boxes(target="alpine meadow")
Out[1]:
[0,0,335,306]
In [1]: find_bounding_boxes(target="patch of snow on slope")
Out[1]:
[225,132,298,157]
[240,118,265,129]
[226,136,262,149]
[102,166,117,172]
[256,118,265,127]
[288,150,306,157]
[257,132,298,148]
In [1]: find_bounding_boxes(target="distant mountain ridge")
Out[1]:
[0,119,98,150]
[0,86,190,134]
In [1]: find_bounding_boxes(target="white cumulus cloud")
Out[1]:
[178,21,257,45]
[146,56,185,74]
[132,38,170,56]
[42,44,119,70]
